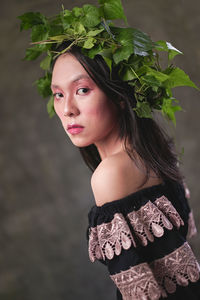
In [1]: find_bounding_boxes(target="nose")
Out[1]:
[63,96,80,117]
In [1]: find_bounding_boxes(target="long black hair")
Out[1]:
[53,42,183,184]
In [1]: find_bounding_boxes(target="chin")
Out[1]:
[69,138,93,148]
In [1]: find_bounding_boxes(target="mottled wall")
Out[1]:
[0,0,199,299]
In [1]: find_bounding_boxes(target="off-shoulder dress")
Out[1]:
[87,180,200,299]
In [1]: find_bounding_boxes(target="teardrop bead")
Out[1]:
[115,239,122,256]
[95,245,102,260]
[176,273,188,286]
[121,232,131,249]
[151,223,164,237]
[162,216,173,230]
[144,226,154,242]
[105,242,114,260]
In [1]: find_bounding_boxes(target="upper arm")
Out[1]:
[91,156,139,207]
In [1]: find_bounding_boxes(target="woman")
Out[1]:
[51,44,200,299]
[19,1,200,297]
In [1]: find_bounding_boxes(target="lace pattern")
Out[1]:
[110,242,200,300]
[89,213,135,262]
[88,196,184,262]
[187,211,197,239]
[111,262,162,300]
[151,242,200,296]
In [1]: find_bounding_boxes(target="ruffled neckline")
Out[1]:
[89,180,183,216]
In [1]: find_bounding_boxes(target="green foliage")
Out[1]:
[155,40,182,61]
[98,0,127,23]
[18,0,198,122]
[35,73,52,98]
[47,95,55,118]
[18,12,46,30]
[134,101,152,118]
[24,47,42,60]
[31,24,48,42]
[40,54,52,70]
[81,5,101,27]
[164,67,198,89]
[161,98,182,125]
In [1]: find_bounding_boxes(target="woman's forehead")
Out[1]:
[52,54,93,86]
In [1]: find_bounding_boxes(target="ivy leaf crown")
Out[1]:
[18,0,198,124]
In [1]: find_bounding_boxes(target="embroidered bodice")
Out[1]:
[87,180,200,300]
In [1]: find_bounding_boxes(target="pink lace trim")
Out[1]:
[182,182,197,239]
[111,262,162,300]
[187,211,197,239]
[88,196,184,262]
[183,181,191,199]
[89,213,135,262]
[127,196,184,246]
[110,242,200,300]
[151,242,200,296]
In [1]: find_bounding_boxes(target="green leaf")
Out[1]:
[101,19,115,38]
[74,22,86,35]
[61,10,74,30]
[72,7,83,17]
[141,75,161,87]
[134,101,152,118]
[31,24,49,42]
[98,0,127,23]
[164,67,199,89]
[132,29,154,56]
[161,97,182,125]
[128,54,144,69]
[137,66,169,83]
[87,44,102,58]
[35,73,52,98]
[81,5,101,27]
[24,47,42,60]
[121,66,137,81]
[83,37,95,49]
[48,24,63,36]
[155,40,182,61]
[113,27,132,46]
[47,95,55,118]
[65,28,76,36]
[112,28,134,64]
[112,27,154,64]
[113,46,133,64]
[146,67,169,82]
[102,56,112,72]
[87,28,104,37]
[18,12,45,31]
[40,55,52,70]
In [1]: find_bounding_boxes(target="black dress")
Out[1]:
[87,180,200,299]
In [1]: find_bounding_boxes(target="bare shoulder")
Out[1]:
[91,151,160,207]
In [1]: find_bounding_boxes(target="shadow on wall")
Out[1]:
[0,0,199,299]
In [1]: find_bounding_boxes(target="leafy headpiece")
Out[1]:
[18,0,198,123]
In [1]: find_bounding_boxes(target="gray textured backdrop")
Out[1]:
[0,0,200,299]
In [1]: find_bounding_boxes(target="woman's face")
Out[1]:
[51,53,119,148]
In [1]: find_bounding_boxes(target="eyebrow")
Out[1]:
[51,74,91,89]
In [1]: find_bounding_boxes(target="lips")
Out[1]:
[67,124,84,135]
[67,124,83,129]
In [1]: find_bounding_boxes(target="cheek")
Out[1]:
[83,101,114,122]
[54,102,63,119]
[54,102,67,129]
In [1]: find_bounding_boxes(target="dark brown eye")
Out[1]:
[54,92,63,100]
[77,88,89,95]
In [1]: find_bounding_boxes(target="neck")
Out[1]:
[95,135,125,160]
